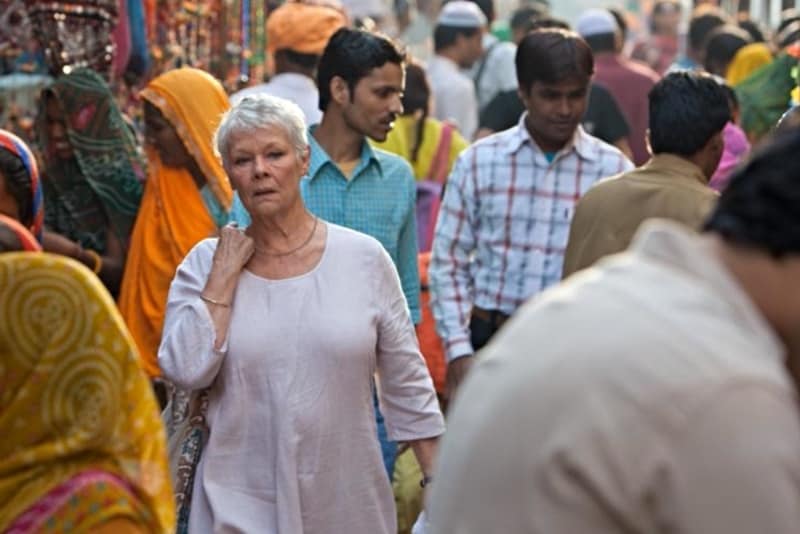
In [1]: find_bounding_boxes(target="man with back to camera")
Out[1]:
[576,8,659,166]
[429,29,633,399]
[563,71,728,277]
[428,127,800,534]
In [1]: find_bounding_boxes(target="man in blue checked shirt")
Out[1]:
[229,28,421,478]
[429,28,633,399]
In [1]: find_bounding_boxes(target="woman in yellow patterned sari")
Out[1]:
[118,68,233,378]
[0,253,174,533]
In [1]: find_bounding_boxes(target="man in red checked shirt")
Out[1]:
[428,28,632,400]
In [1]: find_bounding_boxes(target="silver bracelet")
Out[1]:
[200,294,231,307]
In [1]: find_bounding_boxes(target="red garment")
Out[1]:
[593,54,660,166]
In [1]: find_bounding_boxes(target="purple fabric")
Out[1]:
[710,122,750,192]
[416,181,443,253]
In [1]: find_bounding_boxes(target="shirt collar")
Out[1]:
[306,125,383,181]
[643,153,709,185]
[506,112,600,162]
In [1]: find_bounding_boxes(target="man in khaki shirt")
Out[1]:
[562,71,728,278]
[428,130,800,533]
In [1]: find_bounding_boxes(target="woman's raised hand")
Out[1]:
[211,223,255,281]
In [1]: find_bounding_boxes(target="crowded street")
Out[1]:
[2,0,800,532]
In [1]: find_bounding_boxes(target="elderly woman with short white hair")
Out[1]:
[158,94,444,533]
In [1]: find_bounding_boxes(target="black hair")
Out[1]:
[527,17,570,31]
[607,7,628,40]
[737,17,766,43]
[401,62,430,163]
[0,147,33,227]
[317,28,405,112]
[648,72,730,156]
[583,33,617,53]
[704,129,800,257]
[516,29,593,94]
[510,5,545,32]
[719,82,739,113]
[434,25,481,52]
[465,0,493,23]
[688,8,727,52]
[703,26,751,75]
[275,49,320,71]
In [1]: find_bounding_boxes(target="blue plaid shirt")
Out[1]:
[229,127,421,323]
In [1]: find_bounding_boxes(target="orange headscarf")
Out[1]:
[118,68,232,377]
[267,0,348,55]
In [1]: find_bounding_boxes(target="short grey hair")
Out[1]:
[214,94,309,168]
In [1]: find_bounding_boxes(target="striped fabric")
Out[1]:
[429,115,633,361]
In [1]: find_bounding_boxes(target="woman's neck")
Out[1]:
[248,202,316,256]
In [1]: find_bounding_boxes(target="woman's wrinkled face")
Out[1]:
[226,125,309,219]
[44,97,74,161]
[143,101,193,169]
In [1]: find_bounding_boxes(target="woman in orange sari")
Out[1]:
[0,252,174,533]
[118,68,233,378]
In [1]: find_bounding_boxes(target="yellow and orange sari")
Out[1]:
[118,68,232,377]
[0,253,174,533]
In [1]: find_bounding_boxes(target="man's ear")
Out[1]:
[330,75,350,106]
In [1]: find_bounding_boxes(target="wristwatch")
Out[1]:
[420,474,433,488]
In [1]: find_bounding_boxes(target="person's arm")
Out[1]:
[158,225,253,389]
[428,153,478,396]
[396,169,422,324]
[374,243,444,471]
[664,384,800,533]
[41,227,125,293]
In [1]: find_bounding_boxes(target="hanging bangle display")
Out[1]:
[85,249,102,274]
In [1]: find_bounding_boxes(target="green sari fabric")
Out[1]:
[736,53,797,143]
[40,68,144,253]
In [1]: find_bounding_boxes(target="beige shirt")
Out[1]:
[429,220,800,534]
[562,153,718,278]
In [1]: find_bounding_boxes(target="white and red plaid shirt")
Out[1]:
[430,115,633,361]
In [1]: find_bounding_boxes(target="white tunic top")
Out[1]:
[159,223,445,533]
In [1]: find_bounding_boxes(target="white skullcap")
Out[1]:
[437,1,487,28]
[576,8,617,38]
